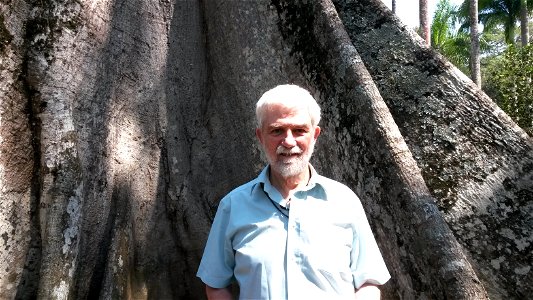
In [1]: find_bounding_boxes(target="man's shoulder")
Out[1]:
[228,178,259,195]
[316,174,356,195]
[220,176,260,204]
[314,175,365,213]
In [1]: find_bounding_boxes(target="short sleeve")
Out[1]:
[350,198,391,289]
[196,197,235,288]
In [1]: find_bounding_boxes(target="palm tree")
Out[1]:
[458,0,533,45]
[470,0,482,86]
[420,0,431,45]
[520,0,529,45]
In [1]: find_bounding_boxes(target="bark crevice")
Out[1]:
[13,20,44,300]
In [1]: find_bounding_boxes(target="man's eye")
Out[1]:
[271,129,282,134]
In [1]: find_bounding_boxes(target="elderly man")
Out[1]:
[197,84,390,299]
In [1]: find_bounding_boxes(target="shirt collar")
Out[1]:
[257,164,321,200]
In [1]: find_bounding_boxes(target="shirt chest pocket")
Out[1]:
[299,220,354,268]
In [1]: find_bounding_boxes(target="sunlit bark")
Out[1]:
[1,0,531,299]
[335,0,533,298]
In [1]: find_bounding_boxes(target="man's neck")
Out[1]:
[269,166,310,199]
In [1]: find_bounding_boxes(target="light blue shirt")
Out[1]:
[197,165,390,299]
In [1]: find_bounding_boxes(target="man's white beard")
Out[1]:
[267,142,315,178]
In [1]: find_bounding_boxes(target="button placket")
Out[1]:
[286,191,308,299]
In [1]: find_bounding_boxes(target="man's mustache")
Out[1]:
[276,145,303,155]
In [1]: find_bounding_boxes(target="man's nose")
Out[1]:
[282,130,296,147]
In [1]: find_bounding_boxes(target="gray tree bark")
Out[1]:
[334,0,532,298]
[273,0,486,298]
[0,0,530,299]
[0,1,36,298]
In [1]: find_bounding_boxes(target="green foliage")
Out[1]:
[431,0,470,73]
[483,45,533,134]
[437,31,472,74]
[432,0,456,47]
[481,25,508,55]
[431,0,494,74]
[456,0,533,44]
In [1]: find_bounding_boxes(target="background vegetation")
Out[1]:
[430,0,532,134]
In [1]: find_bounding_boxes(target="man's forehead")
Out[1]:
[265,114,313,130]
[261,102,313,126]
[267,120,311,128]
[264,102,309,116]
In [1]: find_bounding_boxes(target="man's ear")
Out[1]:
[314,126,321,140]
[256,128,263,144]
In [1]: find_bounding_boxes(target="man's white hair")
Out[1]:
[255,84,321,128]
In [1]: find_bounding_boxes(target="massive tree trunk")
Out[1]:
[335,0,532,298]
[274,1,486,298]
[1,0,531,299]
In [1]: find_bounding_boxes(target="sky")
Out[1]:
[381,0,465,29]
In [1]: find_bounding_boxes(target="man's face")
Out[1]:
[256,102,321,178]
